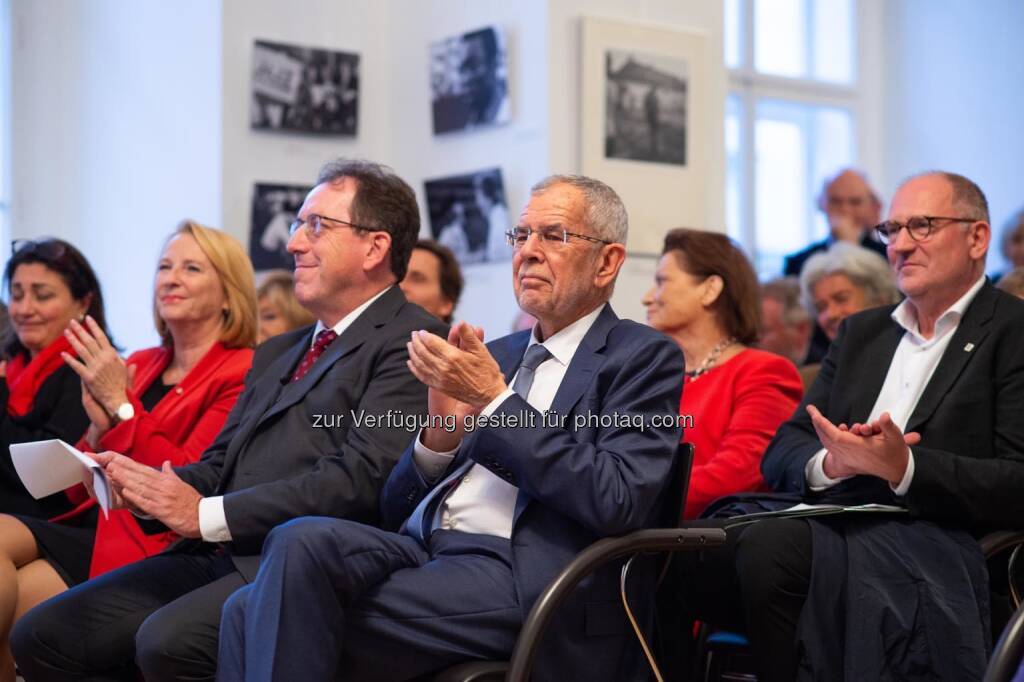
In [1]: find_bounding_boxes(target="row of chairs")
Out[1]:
[429,443,1024,681]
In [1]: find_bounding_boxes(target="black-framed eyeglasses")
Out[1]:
[288,213,379,239]
[505,226,613,250]
[874,216,980,244]
[11,239,67,260]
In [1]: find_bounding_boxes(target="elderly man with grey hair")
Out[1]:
[800,242,900,342]
[214,175,686,682]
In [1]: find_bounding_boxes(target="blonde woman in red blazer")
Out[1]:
[0,221,256,682]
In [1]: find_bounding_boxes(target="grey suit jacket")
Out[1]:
[175,285,447,578]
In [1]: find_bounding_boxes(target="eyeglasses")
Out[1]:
[288,213,379,239]
[505,226,613,250]
[874,216,980,244]
[11,239,67,260]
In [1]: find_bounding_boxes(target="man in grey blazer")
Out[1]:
[12,159,447,682]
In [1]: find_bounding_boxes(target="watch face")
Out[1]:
[117,403,135,421]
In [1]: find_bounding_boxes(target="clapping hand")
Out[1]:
[62,316,130,416]
[808,405,920,484]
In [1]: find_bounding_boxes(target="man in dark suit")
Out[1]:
[214,175,685,681]
[672,171,1024,681]
[12,160,447,682]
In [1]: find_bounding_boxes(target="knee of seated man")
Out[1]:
[264,516,364,558]
[735,519,812,600]
[135,606,210,677]
[10,594,83,671]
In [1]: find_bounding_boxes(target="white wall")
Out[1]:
[9,0,222,352]
[547,0,726,323]
[880,0,1024,274]
[219,0,396,245]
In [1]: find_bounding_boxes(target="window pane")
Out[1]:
[754,0,806,78]
[754,99,853,275]
[725,94,743,242]
[725,0,742,69]
[812,0,854,83]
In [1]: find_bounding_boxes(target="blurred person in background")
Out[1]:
[758,277,813,366]
[0,221,257,682]
[643,228,803,519]
[399,239,463,323]
[256,270,314,343]
[997,268,1024,299]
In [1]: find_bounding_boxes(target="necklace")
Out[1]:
[685,337,737,381]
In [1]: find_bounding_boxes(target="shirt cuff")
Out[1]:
[480,387,516,417]
[805,448,852,491]
[890,448,915,496]
[413,431,460,484]
[198,496,232,542]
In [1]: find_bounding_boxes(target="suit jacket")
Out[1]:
[0,363,90,517]
[381,304,685,681]
[84,342,253,577]
[762,281,1024,531]
[175,286,447,579]
[782,231,887,276]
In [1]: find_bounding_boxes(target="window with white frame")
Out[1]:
[725,0,859,277]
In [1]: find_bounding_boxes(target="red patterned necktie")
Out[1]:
[291,329,338,382]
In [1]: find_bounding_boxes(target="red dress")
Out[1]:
[79,342,253,577]
[682,348,803,519]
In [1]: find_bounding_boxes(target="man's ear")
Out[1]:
[363,231,393,272]
[593,243,626,288]
[701,274,724,307]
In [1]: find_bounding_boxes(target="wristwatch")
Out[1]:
[113,401,135,425]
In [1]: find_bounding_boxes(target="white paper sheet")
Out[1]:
[10,439,111,518]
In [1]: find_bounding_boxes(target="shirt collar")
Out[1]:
[890,275,986,342]
[312,285,392,343]
[526,303,606,367]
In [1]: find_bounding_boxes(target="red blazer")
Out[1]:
[682,348,803,519]
[82,342,253,577]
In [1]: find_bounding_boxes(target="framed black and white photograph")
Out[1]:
[424,168,509,265]
[429,26,510,135]
[605,50,688,166]
[581,17,711,255]
[250,39,359,135]
[249,183,311,271]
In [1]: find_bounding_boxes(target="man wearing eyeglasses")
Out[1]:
[672,171,1024,681]
[12,159,447,682]
[211,175,685,681]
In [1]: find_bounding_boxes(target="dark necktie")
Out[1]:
[405,343,552,545]
[291,329,337,382]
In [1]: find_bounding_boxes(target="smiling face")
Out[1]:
[9,263,89,355]
[155,233,227,332]
[811,272,868,340]
[512,184,617,337]
[886,174,989,309]
[642,252,713,335]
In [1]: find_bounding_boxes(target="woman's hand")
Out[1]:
[0,360,6,379]
[62,316,130,414]
[81,382,112,448]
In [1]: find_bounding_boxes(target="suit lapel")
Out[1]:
[850,320,905,421]
[906,284,995,432]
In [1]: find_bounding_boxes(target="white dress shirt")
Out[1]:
[806,276,986,494]
[196,286,392,543]
[411,305,605,539]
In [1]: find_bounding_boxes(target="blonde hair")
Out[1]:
[154,220,258,349]
[257,270,314,331]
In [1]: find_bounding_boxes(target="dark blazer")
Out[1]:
[175,286,447,579]
[762,281,1024,531]
[0,363,90,517]
[381,304,685,681]
[782,231,887,276]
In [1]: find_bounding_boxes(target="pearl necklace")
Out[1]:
[685,337,737,381]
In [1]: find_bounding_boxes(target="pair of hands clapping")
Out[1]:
[61,316,134,446]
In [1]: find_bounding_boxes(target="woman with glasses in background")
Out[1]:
[0,238,109,518]
[0,222,256,682]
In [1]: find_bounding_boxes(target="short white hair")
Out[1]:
[530,175,628,245]
[800,243,900,314]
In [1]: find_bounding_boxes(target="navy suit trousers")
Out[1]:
[216,518,521,682]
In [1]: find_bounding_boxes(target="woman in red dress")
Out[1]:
[0,221,257,682]
[643,229,804,519]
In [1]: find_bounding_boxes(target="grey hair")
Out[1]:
[530,174,628,245]
[800,243,900,314]
[997,267,1024,299]
[761,276,810,325]
[896,171,990,224]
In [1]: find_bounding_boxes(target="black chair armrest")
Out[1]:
[985,604,1024,682]
[506,527,727,681]
[981,530,1024,558]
